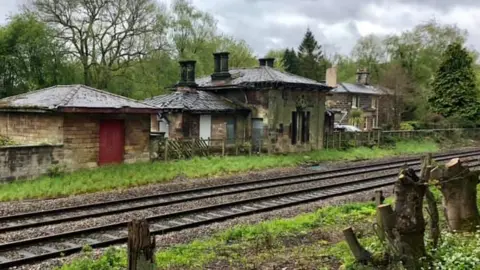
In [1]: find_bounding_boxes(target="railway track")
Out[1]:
[0,149,479,268]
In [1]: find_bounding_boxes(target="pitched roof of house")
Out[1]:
[0,85,156,113]
[195,66,331,91]
[144,90,249,113]
[332,83,391,95]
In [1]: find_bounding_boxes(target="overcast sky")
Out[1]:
[1,0,479,57]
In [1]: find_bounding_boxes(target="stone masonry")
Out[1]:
[0,112,63,144]
[0,145,64,182]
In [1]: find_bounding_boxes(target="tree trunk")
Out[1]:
[421,154,440,248]
[432,158,480,232]
[394,167,426,269]
[343,227,371,264]
[128,219,156,270]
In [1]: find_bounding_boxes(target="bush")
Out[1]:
[400,122,414,131]
[0,135,15,146]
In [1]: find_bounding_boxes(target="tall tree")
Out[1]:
[351,34,385,84]
[31,0,169,89]
[297,29,327,81]
[283,48,300,74]
[429,42,479,121]
[0,13,76,97]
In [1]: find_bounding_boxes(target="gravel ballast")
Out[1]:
[11,186,393,270]
[1,147,476,216]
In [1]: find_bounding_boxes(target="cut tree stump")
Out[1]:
[343,227,372,264]
[394,167,427,269]
[128,219,156,270]
[432,158,480,232]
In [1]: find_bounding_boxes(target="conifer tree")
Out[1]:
[282,48,300,74]
[429,42,479,121]
[297,28,327,81]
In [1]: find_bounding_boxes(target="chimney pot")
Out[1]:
[212,52,231,81]
[356,68,370,85]
[259,58,275,67]
[177,60,197,89]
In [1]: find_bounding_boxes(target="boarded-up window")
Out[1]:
[226,118,236,144]
[291,111,298,145]
[301,111,310,143]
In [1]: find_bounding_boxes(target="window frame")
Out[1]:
[351,95,359,108]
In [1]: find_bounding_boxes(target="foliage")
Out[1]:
[55,247,127,270]
[0,13,77,98]
[400,122,414,131]
[429,231,480,269]
[283,48,300,74]
[265,49,285,70]
[297,28,329,81]
[349,109,364,128]
[429,42,479,121]
[0,140,438,201]
[0,135,15,146]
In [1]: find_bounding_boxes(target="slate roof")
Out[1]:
[0,85,156,112]
[331,83,391,95]
[144,90,249,113]
[195,66,331,90]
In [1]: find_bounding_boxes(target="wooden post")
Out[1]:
[222,139,226,157]
[235,140,239,156]
[338,132,342,149]
[164,139,169,161]
[374,190,386,242]
[128,219,155,270]
[258,139,262,154]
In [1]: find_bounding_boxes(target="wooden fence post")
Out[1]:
[222,139,226,157]
[128,219,155,270]
[338,132,342,149]
[164,139,169,161]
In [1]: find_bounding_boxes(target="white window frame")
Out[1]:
[372,117,377,129]
[363,117,368,130]
[352,95,359,109]
[158,119,169,138]
[371,96,378,109]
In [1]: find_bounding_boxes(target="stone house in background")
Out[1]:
[325,68,393,131]
[0,85,157,170]
[146,53,334,152]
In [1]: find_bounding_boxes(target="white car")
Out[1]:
[334,123,362,132]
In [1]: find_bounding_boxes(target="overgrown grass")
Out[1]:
[0,140,439,201]
[56,183,480,270]
[55,202,378,270]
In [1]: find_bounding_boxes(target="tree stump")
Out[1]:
[394,167,427,269]
[343,227,372,264]
[128,219,156,270]
[431,158,480,232]
[421,154,440,248]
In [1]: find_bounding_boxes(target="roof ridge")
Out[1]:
[262,66,276,81]
[340,83,351,93]
[58,85,81,107]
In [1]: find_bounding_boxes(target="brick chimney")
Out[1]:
[356,68,370,85]
[176,60,197,90]
[259,58,275,67]
[326,67,337,87]
[211,52,231,80]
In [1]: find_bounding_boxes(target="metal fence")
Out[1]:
[323,128,480,150]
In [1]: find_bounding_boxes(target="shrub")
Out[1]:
[400,122,414,131]
[0,135,15,146]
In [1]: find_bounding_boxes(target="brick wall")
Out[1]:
[0,144,64,182]
[0,112,63,144]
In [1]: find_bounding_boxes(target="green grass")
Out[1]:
[55,184,480,270]
[55,202,378,270]
[0,140,439,201]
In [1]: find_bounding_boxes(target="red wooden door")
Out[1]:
[99,120,125,165]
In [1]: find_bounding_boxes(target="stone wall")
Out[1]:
[0,112,63,144]
[124,115,151,164]
[0,144,64,182]
[63,114,151,169]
